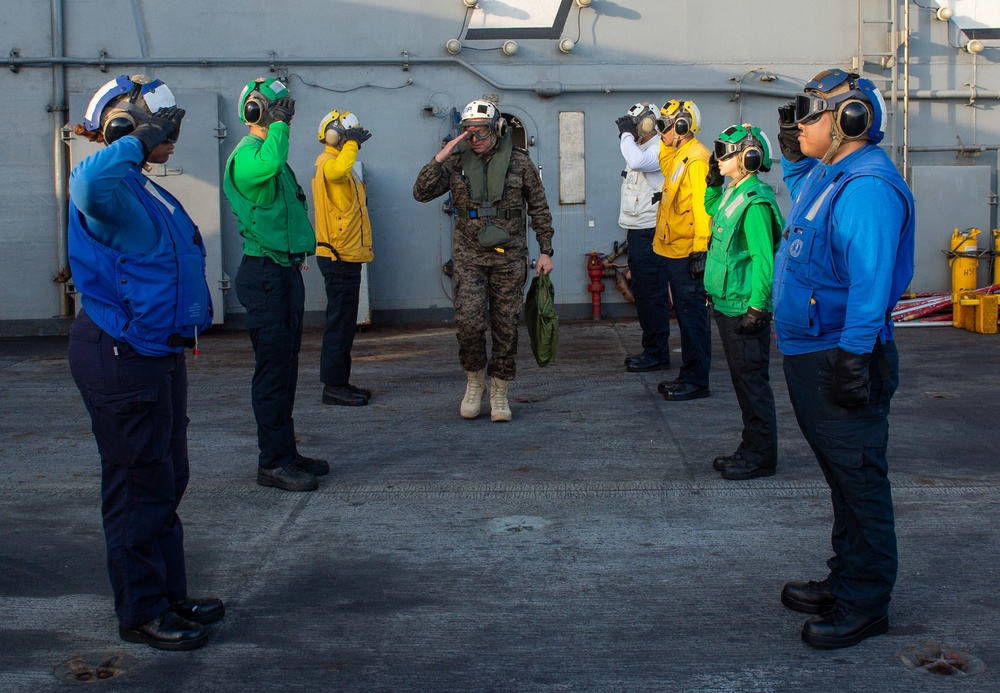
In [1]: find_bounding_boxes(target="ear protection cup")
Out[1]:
[660,100,698,137]
[239,78,288,126]
[626,102,657,138]
[741,146,763,173]
[835,99,872,140]
[324,128,342,146]
[243,96,266,125]
[636,114,656,137]
[101,108,139,144]
[496,117,508,139]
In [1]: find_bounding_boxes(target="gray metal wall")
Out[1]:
[1,0,998,332]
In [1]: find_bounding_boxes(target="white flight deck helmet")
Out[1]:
[459,99,507,140]
[626,102,658,138]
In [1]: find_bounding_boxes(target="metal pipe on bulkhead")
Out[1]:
[902,0,910,178]
[51,0,71,317]
[9,52,999,102]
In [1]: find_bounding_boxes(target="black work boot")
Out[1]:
[256,465,319,492]
[781,579,836,614]
[720,458,776,480]
[712,453,740,471]
[801,603,889,649]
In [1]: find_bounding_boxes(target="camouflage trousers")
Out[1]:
[453,259,527,380]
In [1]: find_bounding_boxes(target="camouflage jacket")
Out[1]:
[413,146,554,265]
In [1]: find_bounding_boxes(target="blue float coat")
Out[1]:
[774,145,915,355]
[69,136,213,356]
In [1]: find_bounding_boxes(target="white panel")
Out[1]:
[69,91,226,324]
[469,0,563,29]
[558,111,586,205]
[945,1,1000,34]
[910,166,991,293]
[353,160,371,326]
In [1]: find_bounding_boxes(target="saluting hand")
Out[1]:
[434,131,470,163]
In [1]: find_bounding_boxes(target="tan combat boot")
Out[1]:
[490,376,512,422]
[460,370,485,419]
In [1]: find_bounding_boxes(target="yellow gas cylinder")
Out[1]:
[950,228,980,300]
[993,229,1000,286]
[949,228,980,328]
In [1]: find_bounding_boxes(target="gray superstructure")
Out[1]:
[1,0,997,331]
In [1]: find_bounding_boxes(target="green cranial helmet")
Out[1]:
[238,77,290,125]
[713,124,773,173]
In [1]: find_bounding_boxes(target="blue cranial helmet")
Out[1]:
[795,68,885,145]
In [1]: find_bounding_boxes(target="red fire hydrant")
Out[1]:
[586,251,606,320]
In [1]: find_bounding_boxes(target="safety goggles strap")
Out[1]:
[714,140,741,160]
[795,90,859,124]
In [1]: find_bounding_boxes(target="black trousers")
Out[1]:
[783,342,899,617]
[664,256,712,387]
[235,255,305,469]
[626,227,671,363]
[714,311,777,468]
[69,309,189,628]
[317,256,362,387]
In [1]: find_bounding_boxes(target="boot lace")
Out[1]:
[465,379,483,404]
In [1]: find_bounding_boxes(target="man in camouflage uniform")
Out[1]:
[413,99,554,422]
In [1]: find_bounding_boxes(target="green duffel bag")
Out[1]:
[525,272,559,367]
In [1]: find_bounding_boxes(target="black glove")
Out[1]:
[267,97,296,125]
[615,115,637,140]
[734,306,770,334]
[777,101,804,163]
[706,153,724,188]
[689,252,706,279]
[343,128,372,146]
[128,106,185,158]
[831,347,871,408]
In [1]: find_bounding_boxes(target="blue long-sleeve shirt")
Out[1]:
[69,136,160,255]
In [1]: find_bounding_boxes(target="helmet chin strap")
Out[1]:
[821,121,845,164]
[729,165,749,188]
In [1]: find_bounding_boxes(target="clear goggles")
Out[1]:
[461,122,494,141]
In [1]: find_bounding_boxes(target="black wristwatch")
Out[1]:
[541,248,554,257]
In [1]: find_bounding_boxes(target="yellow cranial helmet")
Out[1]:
[656,99,702,136]
[317,109,361,146]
